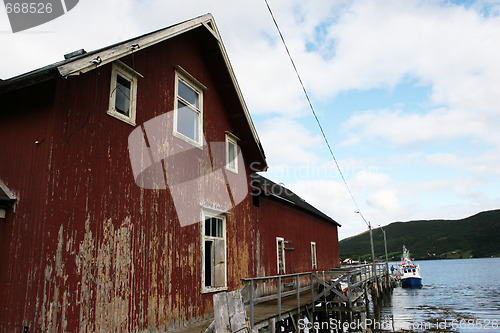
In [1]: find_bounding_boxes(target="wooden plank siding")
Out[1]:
[0,15,339,332]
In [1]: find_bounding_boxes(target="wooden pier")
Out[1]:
[169,263,393,332]
[240,263,393,332]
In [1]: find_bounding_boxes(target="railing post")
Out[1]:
[278,276,282,321]
[310,272,315,312]
[250,279,254,328]
[296,274,300,312]
[346,271,352,309]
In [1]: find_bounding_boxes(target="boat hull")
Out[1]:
[401,277,422,288]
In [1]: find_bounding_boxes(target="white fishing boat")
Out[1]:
[398,245,422,288]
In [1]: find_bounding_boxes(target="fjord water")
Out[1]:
[379,258,500,332]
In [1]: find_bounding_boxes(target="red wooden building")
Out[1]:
[251,175,341,278]
[0,14,340,332]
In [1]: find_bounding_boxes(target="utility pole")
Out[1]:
[369,224,376,278]
[356,211,377,282]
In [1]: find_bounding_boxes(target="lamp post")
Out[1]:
[355,211,377,280]
[379,225,389,285]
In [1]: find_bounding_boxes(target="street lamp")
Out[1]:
[355,210,377,280]
[379,225,390,285]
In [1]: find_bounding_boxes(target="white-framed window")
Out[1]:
[201,210,227,292]
[174,67,205,147]
[311,242,317,270]
[276,237,286,274]
[225,133,238,173]
[107,61,139,126]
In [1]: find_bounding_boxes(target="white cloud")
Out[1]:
[288,179,361,239]
[256,117,323,168]
[341,107,496,146]
[425,148,500,177]
[366,189,402,214]
[287,170,398,239]
[320,0,500,149]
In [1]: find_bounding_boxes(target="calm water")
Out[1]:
[379,258,500,332]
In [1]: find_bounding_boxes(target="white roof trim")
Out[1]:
[57,14,214,78]
[0,180,17,201]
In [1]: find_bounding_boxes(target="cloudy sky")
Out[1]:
[2,0,499,240]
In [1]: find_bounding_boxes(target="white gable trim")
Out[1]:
[57,14,214,78]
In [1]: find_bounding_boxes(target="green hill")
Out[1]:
[339,209,500,261]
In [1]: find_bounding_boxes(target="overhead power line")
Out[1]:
[264,0,369,228]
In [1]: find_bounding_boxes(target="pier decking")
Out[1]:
[169,263,393,332]
[241,263,391,331]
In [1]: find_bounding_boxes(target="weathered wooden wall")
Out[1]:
[0,28,260,332]
[255,195,341,277]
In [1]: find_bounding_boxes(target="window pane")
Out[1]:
[205,217,211,236]
[211,218,217,237]
[115,74,131,116]
[217,218,223,238]
[205,240,213,287]
[177,102,199,141]
[228,142,236,169]
[213,239,225,287]
[178,80,199,108]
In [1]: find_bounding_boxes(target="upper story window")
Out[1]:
[107,61,139,126]
[225,132,239,173]
[174,67,205,147]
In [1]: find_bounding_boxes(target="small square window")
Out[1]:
[174,68,204,147]
[107,61,139,126]
[225,133,238,173]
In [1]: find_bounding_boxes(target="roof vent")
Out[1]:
[64,49,87,60]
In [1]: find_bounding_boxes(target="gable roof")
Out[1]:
[0,14,267,170]
[252,174,340,227]
[0,14,216,90]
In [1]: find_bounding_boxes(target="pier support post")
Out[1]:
[364,284,369,316]
[267,318,276,333]
[317,310,329,333]
[360,311,367,333]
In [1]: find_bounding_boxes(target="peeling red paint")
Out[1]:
[0,21,339,332]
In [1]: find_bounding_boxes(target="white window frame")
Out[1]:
[201,209,227,293]
[311,242,317,270]
[107,61,139,126]
[225,132,239,173]
[173,67,205,148]
[276,237,286,274]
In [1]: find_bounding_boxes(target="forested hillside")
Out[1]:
[339,210,500,260]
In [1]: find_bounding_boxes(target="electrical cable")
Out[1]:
[66,70,99,145]
[264,0,369,227]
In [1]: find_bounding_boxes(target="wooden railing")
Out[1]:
[241,264,388,328]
